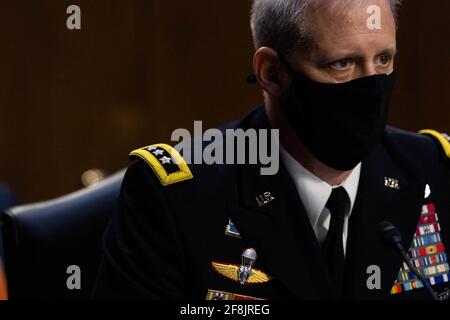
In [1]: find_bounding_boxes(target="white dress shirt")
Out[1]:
[280,147,361,255]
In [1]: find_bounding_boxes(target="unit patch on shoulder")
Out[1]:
[129,144,193,186]
[419,129,450,159]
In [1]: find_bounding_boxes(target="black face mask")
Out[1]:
[282,69,396,171]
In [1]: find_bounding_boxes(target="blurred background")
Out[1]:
[0,0,449,205]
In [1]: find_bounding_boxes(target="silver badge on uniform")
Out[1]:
[237,248,258,285]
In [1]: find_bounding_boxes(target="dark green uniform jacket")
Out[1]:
[93,106,450,300]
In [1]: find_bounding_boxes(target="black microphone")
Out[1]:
[377,221,439,300]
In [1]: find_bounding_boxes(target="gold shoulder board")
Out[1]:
[419,129,450,159]
[129,144,193,186]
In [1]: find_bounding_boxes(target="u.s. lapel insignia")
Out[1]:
[205,289,264,300]
[256,192,275,207]
[211,248,271,285]
[384,177,400,190]
[391,202,450,296]
[225,218,242,239]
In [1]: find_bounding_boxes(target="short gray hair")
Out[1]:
[250,0,402,58]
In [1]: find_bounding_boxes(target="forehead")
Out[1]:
[307,0,396,47]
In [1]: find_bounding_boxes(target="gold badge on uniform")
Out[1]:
[256,192,275,207]
[211,248,271,285]
[384,177,400,189]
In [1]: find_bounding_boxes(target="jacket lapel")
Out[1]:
[226,162,335,299]
[223,107,335,299]
[344,135,425,299]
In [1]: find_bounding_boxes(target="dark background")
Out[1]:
[0,0,449,203]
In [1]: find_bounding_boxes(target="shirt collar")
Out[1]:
[280,146,361,228]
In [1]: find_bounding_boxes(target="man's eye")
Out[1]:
[377,55,392,66]
[329,59,354,71]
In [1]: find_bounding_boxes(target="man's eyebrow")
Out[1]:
[316,51,361,65]
[316,47,398,65]
[376,48,398,56]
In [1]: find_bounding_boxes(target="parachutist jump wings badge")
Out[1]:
[211,262,271,284]
[211,248,271,285]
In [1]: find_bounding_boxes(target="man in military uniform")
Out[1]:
[93,0,450,299]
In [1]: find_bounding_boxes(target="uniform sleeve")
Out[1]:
[91,161,188,299]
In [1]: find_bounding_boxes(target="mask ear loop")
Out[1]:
[245,51,298,111]
[275,52,297,110]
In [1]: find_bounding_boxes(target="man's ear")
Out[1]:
[253,47,289,98]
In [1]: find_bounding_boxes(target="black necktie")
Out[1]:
[322,187,349,296]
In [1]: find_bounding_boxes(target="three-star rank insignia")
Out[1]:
[211,248,271,285]
[129,144,193,186]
